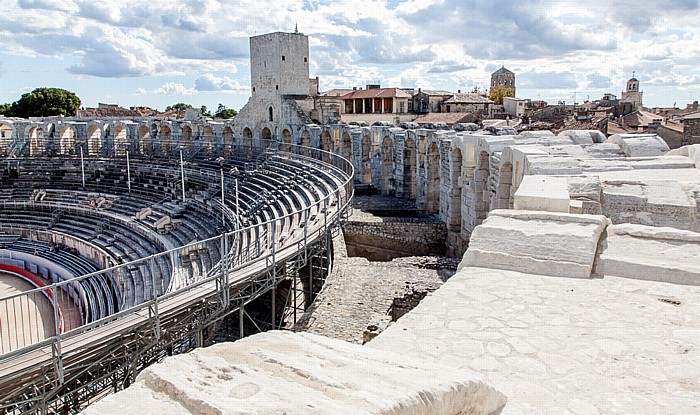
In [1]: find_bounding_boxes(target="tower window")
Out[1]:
[282,56,285,61]
[269,106,274,122]
[276,85,279,90]
[304,57,308,63]
[253,87,255,93]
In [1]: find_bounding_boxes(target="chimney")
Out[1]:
[458,89,461,94]
[353,87,357,91]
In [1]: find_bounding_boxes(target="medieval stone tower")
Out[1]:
[621,74,643,108]
[490,66,516,97]
[235,31,315,145]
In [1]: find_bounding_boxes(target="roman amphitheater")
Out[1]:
[0,32,699,414]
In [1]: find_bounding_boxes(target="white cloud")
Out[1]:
[194,73,248,93]
[0,0,698,108]
[152,82,195,95]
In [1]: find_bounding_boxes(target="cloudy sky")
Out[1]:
[1,0,699,112]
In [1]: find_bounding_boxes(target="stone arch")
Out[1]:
[261,127,272,149]
[0,123,12,155]
[321,131,332,162]
[282,129,292,152]
[29,126,45,156]
[449,147,463,234]
[113,125,128,156]
[59,126,76,155]
[341,132,352,162]
[403,137,417,199]
[181,125,193,150]
[161,125,172,155]
[495,162,513,209]
[138,125,150,155]
[202,125,214,157]
[361,135,372,184]
[87,124,102,155]
[243,127,253,159]
[380,136,394,194]
[426,142,440,213]
[475,151,491,224]
[301,130,311,156]
[223,126,234,156]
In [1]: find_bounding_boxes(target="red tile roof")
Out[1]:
[414,113,473,125]
[339,88,411,100]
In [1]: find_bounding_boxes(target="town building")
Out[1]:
[489,66,516,97]
[621,75,643,108]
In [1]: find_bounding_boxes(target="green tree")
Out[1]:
[470,86,481,94]
[165,103,193,112]
[488,84,514,105]
[200,105,211,117]
[214,104,237,119]
[9,88,81,118]
[0,103,12,116]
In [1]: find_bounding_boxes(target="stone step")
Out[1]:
[597,223,700,285]
[83,331,506,415]
[459,209,608,279]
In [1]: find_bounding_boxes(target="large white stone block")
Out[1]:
[83,331,507,415]
[606,134,670,157]
[513,175,570,213]
[458,210,608,278]
[597,223,700,285]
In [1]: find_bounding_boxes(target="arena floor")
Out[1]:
[0,272,56,353]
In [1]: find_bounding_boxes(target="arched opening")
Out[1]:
[0,123,12,155]
[321,131,332,162]
[160,125,172,155]
[202,126,214,157]
[59,126,75,155]
[268,106,274,122]
[380,136,394,194]
[403,138,416,199]
[181,125,193,150]
[243,127,253,159]
[138,125,150,156]
[333,131,340,153]
[113,126,127,156]
[29,127,45,156]
[282,129,292,152]
[475,151,491,225]
[301,130,311,156]
[495,162,513,209]
[449,147,463,233]
[87,125,101,155]
[223,126,234,157]
[426,142,440,213]
[261,127,272,149]
[341,132,352,162]
[361,135,372,184]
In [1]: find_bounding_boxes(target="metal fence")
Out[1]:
[0,144,353,361]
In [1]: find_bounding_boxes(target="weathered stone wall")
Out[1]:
[343,220,447,260]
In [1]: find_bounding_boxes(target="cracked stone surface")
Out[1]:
[369,266,700,414]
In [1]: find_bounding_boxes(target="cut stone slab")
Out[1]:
[83,331,507,415]
[458,210,608,278]
[597,223,700,285]
[606,133,670,157]
[513,175,570,213]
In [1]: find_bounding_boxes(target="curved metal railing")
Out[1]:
[0,144,353,360]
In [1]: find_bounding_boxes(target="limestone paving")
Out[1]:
[369,266,700,414]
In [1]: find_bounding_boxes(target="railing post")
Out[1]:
[150,264,161,340]
[51,285,64,385]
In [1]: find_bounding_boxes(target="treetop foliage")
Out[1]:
[488,84,514,105]
[0,88,81,118]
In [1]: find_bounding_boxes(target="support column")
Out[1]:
[271,286,276,329]
[239,306,244,338]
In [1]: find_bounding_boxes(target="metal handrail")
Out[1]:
[0,143,353,360]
